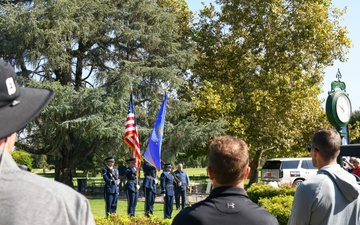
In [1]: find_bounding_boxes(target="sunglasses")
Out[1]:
[307,145,319,152]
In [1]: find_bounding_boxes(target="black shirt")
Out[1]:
[172,186,279,225]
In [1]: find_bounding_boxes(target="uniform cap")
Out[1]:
[105,156,115,162]
[126,158,136,163]
[164,163,172,168]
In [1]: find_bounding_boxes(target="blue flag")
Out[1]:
[144,92,168,171]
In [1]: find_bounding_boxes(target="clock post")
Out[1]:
[325,69,352,164]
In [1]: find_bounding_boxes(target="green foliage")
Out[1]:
[190,0,347,184]
[94,214,171,225]
[11,151,33,170]
[258,195,294,225]
[0,0,224,186]
[16,82,124,185]
[32,154,48,170]
[349,110,360,143]
[246,183,295,225]
[246,183,295,204]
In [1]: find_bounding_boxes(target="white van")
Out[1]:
[261,157,318,186]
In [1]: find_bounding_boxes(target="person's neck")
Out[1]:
[317,160,338,169]
[212,180,244,189]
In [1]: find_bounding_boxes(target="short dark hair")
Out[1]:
[312,128,341,162]
[209,136,249,185]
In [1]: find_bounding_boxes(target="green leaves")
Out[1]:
[190,0,348,184]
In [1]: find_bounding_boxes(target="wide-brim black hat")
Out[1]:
[0,59,54,139]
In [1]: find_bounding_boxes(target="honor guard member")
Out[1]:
[160,163,177,219]
[102,156,120,217]
[142,161,158,216]
[125,158,140,217]
[174,163,190,210]
[118,161,127,191]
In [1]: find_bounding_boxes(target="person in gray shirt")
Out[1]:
[288,128,360,225]
[0,59,95,225]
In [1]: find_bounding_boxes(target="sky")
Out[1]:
[186,0,360,111]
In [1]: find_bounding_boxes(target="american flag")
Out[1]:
[124,92,141,168]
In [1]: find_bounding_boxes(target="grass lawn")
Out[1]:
[35,167,256,219]
[88,167,208,218]
[89,199,181,219]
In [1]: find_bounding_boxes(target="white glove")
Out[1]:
[178,181,182,186]
[154,178,158,185]
[136,185,140,190]
[115,180,120,185]
[163,194,166,197]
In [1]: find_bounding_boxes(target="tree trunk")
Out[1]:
[55,155,75,188]
[54,141,98,188]
[246,149,263,188]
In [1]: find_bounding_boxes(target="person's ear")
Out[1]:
[207,166,214,180]
[335,150,340,158]
[244,166,251,180]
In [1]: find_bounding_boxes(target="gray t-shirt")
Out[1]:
[0,150,95,225]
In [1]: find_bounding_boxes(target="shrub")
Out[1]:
[258,195,294,225]
[246,183,296,225]
[11,151,33,170]
[94,214,172,225]
[247,183,295,203]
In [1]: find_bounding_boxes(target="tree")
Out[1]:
[0,0,222,186]
[32,154,49,173]
[349,110,360,143]
[15,82,123,185]
[190,0,349,185]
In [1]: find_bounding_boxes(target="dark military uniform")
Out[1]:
[125,158,140,217]
[160,163,176,219]
[174,169,190,210]
[142,161,158,216]
[118,164,127,191]
[172,186,279,225]
[102,157,119,216]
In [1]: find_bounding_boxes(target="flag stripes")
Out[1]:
[124,92,141,168]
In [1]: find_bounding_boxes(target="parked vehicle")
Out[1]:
[261,157,318,186]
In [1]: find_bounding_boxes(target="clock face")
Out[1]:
[336,94,351,123]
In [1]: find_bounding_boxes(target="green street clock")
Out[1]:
[325,73,352,130]
[326,91,351,128]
